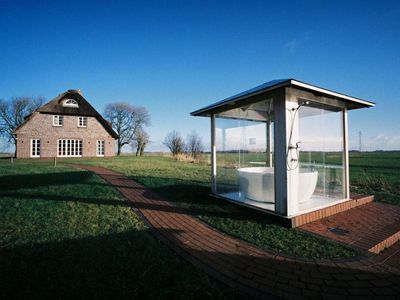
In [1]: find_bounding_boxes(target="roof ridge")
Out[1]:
[14,90,118,139]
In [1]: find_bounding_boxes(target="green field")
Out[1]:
[0,162,243,299]
[348,151,400,204]
[1,151,398,298]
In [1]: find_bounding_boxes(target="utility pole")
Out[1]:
[359,131,362,152]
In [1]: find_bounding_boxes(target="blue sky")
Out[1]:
[0,0,399,152]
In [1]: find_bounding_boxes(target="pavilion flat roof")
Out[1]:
[191,78,375,116]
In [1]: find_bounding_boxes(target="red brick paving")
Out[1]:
[76,165,400,300]
[300,202,400,254]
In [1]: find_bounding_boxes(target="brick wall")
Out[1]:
[15,112,116,158]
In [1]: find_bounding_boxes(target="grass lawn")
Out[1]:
[2,151,397,298]
[0,161,244,299]
[349,151,400,205]
[60,155,361,259]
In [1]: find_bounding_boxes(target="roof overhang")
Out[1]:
[191,79,375,117]
[14,90,119,139]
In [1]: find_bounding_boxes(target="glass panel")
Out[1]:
[297,102,344,212]
[97,140,105,155]
[58,139,82,157]
[31,139,40,156]
[79,117,86,127]
[215,99,275,212]
[53,115,63,126]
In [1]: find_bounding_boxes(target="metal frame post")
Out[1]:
[343,107,350,199]
[266,119,273,167]
[211,114,217,194]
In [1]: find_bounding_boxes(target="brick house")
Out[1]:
[14,89,118,158]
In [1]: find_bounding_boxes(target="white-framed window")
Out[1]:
[78,116,87,127]
[31,139,41,158]
[96,140,105,157]
[63,99,79,108]
[53,115,63,126]
[57,139,82,157]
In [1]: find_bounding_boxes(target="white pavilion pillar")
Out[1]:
[285,100,300,216]
[211,114,217,194]
[343,107,350,199]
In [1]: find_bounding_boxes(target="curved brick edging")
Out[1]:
[74,165,400,299]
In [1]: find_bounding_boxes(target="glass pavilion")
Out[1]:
[191,79,374,218]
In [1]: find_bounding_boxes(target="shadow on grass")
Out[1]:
[0,229,245,300]
[1,227,398,300]
[0,171,96,190]
[0,191,133,207]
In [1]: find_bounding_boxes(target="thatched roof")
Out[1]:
[14,90,118,139]
[37,89,101,117]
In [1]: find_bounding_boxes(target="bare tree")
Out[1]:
[186,131,204,159]
[0,96,44,157]
[131,128,150,156]
[104,103,150,155]
[163,130,185,156]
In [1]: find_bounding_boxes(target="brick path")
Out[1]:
[300,202,400,254]
[77,165,400,300]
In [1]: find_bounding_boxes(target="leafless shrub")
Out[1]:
[186,131,204,160]
[163,130,185,157]
[131,128,150,156]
